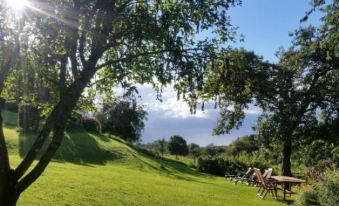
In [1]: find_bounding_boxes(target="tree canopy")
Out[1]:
[188,0,338,175]
[97,100,147,142]
[0,0,241,205]
[225,135,259,156]
[168,135,189,158]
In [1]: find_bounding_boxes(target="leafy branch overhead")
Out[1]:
[183,1,338,176]
[0,0,242,205]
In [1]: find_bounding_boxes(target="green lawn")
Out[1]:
[4,111,286,206]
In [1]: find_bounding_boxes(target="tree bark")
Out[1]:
[0,112,11,205]
[0,170,20,206]
[282,136,292,176]
[13,60,100,199]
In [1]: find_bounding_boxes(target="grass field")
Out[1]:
[3,111,286,206]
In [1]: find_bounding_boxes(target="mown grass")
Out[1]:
[3,111,286,206]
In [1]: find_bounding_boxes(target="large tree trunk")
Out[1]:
[0,171,20,206]
[282,137,292,176]
[0,87,84,206]
[0,194,20,206]
[11,62,100,203]
[0,103,16,206]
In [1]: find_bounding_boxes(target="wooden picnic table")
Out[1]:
[270,176,306,200]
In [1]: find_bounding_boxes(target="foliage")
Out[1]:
[183,0,339,176]
[305,140,334,167]
[97,100,147,142]
[295,170,339,206]
[188,143,201,160]
[203,144,225,157]
[65,112,84,131]
[168,135,189,158]
[0,0,242,203]
[142,139,168,157]
[295,189,320,206]
[197,154,271,177]
[197,157,247,176]
[225,135,259,156]
[83,118,101,133]
[317,170,339,206]
[158,139,167,157]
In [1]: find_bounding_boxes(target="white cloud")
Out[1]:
[136,85,262,119]
[244,105,262,115]
[112,84,262,120]
[111,84,260,146]
[137,85,209,119]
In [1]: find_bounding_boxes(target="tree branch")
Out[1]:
[16,52,101,193]
[95,48,200,70]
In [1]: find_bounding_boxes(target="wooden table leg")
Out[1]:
[283,182,286,200]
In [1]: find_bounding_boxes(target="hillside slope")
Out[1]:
[3,111,285,206]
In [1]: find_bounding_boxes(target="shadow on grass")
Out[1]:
[2,110,17,126]
[18,130,123,165]
[17,126,217,182]
[132,147,214,183]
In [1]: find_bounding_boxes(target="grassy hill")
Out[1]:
[3,111,285,206]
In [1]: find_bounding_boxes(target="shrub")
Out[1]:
[235,151,271,172]
[295,189,319,206]
[317,170,339,206]
[295,170,339,206]
[197,155,273,177]
[66,112,84,131]
[197,157,248,176]
[98,101,147,142]
[83,118,101,133]
[305,140,333,167]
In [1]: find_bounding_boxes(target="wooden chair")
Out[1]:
[254,168,277,199]
[256,168,273,194]
[256,169,267,193]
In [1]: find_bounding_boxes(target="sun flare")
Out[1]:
[5,0,30,11]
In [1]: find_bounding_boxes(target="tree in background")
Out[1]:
[225,135,259,156]
[158,139,167,157]
[182,0,338,176]
[97,100,147,142]
[143,139,168,157]
[188,143,201,162]
[0,0,241,204]
[203,144,225,157]
[168,135,189,159]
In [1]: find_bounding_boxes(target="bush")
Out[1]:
[4,101,18,112]
[317,171,339,206]
[295,170,339,206]
[98,101,147,142]
[235,151,271,172]
[66,112,84,131]
[295,189,319,206]
[83,118,101,133]
[305,140,333,167]
[197,157,248,176]
[197,156,273,177]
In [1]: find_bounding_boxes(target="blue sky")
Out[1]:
[139,0,323,146]
[230,0,322,62]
